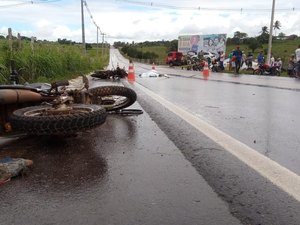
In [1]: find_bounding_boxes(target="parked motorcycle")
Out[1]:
[253,64,280,76]
[210,60,223,72]
[0,63,137,136]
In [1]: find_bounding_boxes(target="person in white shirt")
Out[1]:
[270,54,275,66]
[276,58,282,71]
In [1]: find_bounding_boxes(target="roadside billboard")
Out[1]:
[178,34,227,55]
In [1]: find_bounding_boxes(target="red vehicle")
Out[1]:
[166,51,184,67]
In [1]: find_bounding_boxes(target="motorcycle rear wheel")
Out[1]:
[10,104,106,135]
[89,86,137,111]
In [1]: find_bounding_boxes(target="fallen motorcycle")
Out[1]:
[91,66,127,80]
[0,65,137,136]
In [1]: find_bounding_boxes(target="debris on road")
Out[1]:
[139,69,169,78]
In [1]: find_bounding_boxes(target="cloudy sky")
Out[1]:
[0,0,299,44]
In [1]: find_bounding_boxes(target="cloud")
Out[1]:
[0,0,299,43]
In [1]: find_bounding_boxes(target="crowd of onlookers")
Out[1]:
[226,47,283,74]
[212,44,300,77]
[183,44,300,77]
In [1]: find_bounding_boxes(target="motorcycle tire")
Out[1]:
[10,104,107,135]
[253,69,262,75]
[89,86,137,111]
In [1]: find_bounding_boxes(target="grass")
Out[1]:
[0,39,109,84]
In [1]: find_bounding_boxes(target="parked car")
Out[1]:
[202,52,216,61]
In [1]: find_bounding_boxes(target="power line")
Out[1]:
[83,0,107,55]
[84,0,103,34]
[0,1,30,8]
[0,0,61,9]
[116,0,299,12]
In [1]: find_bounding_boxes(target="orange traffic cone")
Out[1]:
[202,61,209,78]
[128,60,135,82]
[151,62,156,70]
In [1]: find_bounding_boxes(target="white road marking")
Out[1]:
[134,81,300,202]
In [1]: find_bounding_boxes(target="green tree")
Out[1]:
[166,39,178,52]
[278,32,285,40]
[257,26,269,44]
[273,20,281,37]
[233,31,248,44]
[260,26,269,34]
[246,37,262,53]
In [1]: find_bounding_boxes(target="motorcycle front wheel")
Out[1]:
[89,86,137,111]
[10,104,107,135]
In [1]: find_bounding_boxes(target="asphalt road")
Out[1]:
[135,71,300,175]
[0,88,242,225]
[111,48,300,224]
[1,48,300,225]
[114,48,300,176]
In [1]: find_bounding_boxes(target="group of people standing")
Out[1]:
[226,45,300,77]
[198,43,300,77]
[229,46,282,75]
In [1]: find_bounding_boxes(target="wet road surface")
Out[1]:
[2,48,300,225]
[134,75,300,175]
[111,48,300,224]
[114,48,300,176]
[0,91,241,225]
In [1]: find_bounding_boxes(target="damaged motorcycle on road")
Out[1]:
[0,62,137,136]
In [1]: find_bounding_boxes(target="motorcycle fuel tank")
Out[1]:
[0,89,42,104]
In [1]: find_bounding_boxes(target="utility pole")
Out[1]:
[81,0,86,54]
[101,33,106,58]
[267,0,275,65]
[96,27,99,57]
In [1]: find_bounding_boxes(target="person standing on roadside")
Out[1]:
[257,51,265,65]
[246,52,253,69]
[287,54,296,77]
[270,54,275,66]
[228,50,234,71]
[295,44,300,78]
[233,45,243,74]
[219,51,225,71]
[241,51,246,67]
